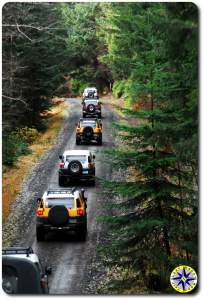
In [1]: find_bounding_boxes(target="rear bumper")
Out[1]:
[36,217,87,232]
[76,133,101,142]
[58,169,95,180]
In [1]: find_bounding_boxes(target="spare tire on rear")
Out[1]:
[48,205,69,226]
[68,160,82,175]
[88,92,94,98]
[87,104,95,113]
[83,126,93,138]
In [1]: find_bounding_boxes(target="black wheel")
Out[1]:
[36,227,45,242]
[77,224,87,241]
[98,136,102,145]
[91,179,95,186]
[87,104,96,113]
[83,126,93,139]
[59,175,66,186]
[48,205,69,226]
[68,160,82,176]
[76,137,81,145]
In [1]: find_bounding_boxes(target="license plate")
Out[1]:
[69,219,77,224]
[83,171,88,174]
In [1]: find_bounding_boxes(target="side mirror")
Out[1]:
[59,155,62,160]
[45,266,52,275]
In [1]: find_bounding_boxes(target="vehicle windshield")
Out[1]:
[47,198,74,208]
[80,121,96,128]
[65,155,87,163]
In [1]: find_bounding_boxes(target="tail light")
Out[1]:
[59,162,64,169]
[40,276,48,290]
[77,208,84,216]
[37,209,44,216]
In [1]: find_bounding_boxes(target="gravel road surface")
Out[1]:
[3,98,119,294]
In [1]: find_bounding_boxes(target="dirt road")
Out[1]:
[3,98,119,294]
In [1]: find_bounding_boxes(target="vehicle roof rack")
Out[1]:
[2,247,34,257]
[47,188,77,195]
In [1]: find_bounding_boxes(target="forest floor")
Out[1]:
[2,98,68,222]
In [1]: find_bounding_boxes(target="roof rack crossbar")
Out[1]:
[47,188,76,195]
[2,247,33,256]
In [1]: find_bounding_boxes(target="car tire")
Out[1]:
[58,175,66,187]
[76,137,81,145]
[68,160,82,176]
[48,205,69,226]
[98,136,102,145]
[78,225,87,241]
[36,227,45,242]
[87,104,96,113]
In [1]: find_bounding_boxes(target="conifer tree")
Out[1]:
[99,3,198,292]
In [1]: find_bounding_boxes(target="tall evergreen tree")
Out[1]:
[98,2,198,293]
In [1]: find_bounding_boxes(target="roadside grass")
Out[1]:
[2,100,68,222]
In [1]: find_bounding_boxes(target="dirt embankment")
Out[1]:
[2,98,68,222]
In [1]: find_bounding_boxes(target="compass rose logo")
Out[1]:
[170,265,197,293]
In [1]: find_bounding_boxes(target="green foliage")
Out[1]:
[2,131,32,166]
[14,127,39,144]
[97,2,198,293]
[112,80,126,98]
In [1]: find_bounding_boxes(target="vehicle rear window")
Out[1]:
[47,198,74,208]
[84,100,98,105]
[80,121,96,128]
[65,155,87,163]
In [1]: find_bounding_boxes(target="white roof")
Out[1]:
[42,189,80,201]
[3,253,39,264]
[63,150,91,156]
[84,98,98,102]
[85,87,97,91]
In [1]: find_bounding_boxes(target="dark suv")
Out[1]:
[2,247,51,294]
[82,99,101,118]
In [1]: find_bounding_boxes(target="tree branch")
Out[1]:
[2,94,29,107]
[16,23,33,42]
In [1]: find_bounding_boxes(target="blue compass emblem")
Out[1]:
[170,265,197,293]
